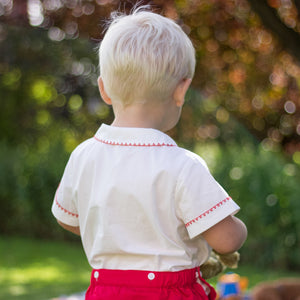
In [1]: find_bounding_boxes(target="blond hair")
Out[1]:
[99,7,195,106]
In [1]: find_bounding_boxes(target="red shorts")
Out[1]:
[85,268,216,300]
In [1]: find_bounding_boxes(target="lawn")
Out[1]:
[0,236,90,300]
[0,236,299,299]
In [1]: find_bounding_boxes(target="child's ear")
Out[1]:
[98,77,112,105]
[173,78,192,107]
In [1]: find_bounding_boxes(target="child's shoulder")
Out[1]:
[175,145,207,164]
[171,146,209,171]
[68,137,95,160]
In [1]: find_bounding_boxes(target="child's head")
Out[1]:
[99,7,195,107]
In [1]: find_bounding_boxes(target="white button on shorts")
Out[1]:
[148,272,155,280]
[94,271,99,279]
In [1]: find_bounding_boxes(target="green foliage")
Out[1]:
[0,25,113,148]
[0,140,70,239]
[196,141,300,270]
[0,24,111,240]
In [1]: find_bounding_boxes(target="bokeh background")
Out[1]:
[0,0,300,299]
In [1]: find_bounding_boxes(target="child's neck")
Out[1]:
[111,101,172,132]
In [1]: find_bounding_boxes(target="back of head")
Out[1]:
[99,6,195,106]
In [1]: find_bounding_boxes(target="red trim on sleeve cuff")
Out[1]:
[185,197,232,228]
[55,196,79,218]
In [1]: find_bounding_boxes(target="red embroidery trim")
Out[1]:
[94,136,176,147]
[55,194,79,218]
[185,197,232,228]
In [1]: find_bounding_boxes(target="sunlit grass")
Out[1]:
[0,236,90,300]
[1,236,300,299]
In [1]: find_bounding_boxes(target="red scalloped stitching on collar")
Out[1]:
[94,136,176,147]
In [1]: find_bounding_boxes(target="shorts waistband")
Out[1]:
[90,268,199,288]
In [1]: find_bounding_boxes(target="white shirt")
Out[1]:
[52,124,240,271]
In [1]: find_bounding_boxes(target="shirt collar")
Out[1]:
[94,124,177,147]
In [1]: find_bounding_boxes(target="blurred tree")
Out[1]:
[0,0,299,156]
[176,0,300,156]
[248,0,300,62]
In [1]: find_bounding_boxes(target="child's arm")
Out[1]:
[56,219,80,236]
[201,215,247,254]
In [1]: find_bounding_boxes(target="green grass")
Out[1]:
[1,236,300,300]
[0,236,90,300]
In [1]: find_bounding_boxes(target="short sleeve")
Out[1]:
[51,153,79,227]
[176,154,240,239]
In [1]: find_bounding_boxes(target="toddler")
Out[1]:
[52,7,247,300]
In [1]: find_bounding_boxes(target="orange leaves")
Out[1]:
[228,65,247,86]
